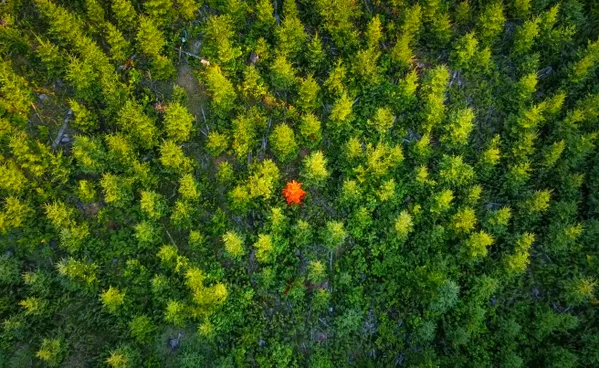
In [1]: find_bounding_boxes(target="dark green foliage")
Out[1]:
[1,0,599,366]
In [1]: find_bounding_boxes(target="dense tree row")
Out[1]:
[1,0,599,367]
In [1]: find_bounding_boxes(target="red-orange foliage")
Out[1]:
[282,180,306,205]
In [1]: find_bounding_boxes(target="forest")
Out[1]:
[1,0,599,366]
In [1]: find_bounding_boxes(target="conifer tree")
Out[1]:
[299,113,322,148]
[164,102,194,143]
[144,0,174,26]
[276,0,307,57]
[316,0,360,49]
[512,17,540,56]
[104,22,130,63]
[159,140,192,173]
[101,286,126,314]
[269,123,299,162]
[270,55,297,91]
[117,100,158,149]
[477,2,506,45]
[297,75,320,112]
[203,65,237,116]
[302,151,329,187]
[111,0,137,30]
[420,65,450,132]
[203,15,241,70]
[136,16,166,58]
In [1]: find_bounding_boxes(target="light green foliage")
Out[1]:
[0,59,33,119]
[324,221,347,250]
[134,221,161,246]
[65,56,97,95]
[297,75,320,112]
[505,233,535,275]
[341,179,361,202]
[442,108,475,147]
[431,189,454,214]
[451,207,477,234]
[100,173,133,206]
[487,206,512,233]
[223,231,244,259]
[159,140,192,173]
[0,197,30,233]
[513,18,540,56]
[571,39,599,83]
[324,60,347,96]
[140,191,166,220]
[136,17,165,58]
[302,151,329,186]
[453,32,478,70]
[206,130,229,157]
[542,140,565,168]
[368,107,394,136]
[204,65,237,115]
[72,136,105,173]
[394,211,414,241]
[164,102,194,142]
[565,277,597,306]
[70,100,98,132]
[117,100,158,149]
[512,0,531,18]
[179,174,200,200]
[402,4,422,39]
[56,258,98,286]
[308,260,326,283]
[129,315,155,343]
[269,123,298,162]
[3,2,599,366]
[366,15,382,48]
[241,65,268,99]
[253,234,274,263]
[373,145,403,177]
[353,47,381,83]
[270,55,296,91]
[255,0,275,28]
[101,286,125,313]
[105,133,135,165]
[176,0,198,21]
[299,113,322,147]
[247,159,280,199]
[276,0,307,56]
[376,179,396,202]
[316,0,360,49]
[165,300,187,326]
[437,155,475,187]
[480,135,502,168]
[44,201,73,228]
[20,296,47,316]
[144,0,173,26]
[36,338,63,366]
[524,190,552,213]
[516,73,538,101]
[203,15,241,69]
[465,230,494,259]
[421,65,450,131]
[329,93,353,128]
[103,22,130,63]
[307,33,326,70]
[477,2,506,45]
[60,223,90,253]
[111,0,136,29]
[0,162,27,194]
[392,33,414,68]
